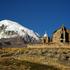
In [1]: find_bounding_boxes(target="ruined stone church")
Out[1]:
[52,25,70,44]
[41,25,70,44]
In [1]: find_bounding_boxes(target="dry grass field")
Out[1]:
[0,44,70,70]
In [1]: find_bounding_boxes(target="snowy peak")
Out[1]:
[43,32,48,37]
[0,19,39,41]
[0,19,30,31]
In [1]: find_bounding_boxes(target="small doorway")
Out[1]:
[44,39,46,43]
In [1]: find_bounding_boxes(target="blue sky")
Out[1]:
[0,0,70,37]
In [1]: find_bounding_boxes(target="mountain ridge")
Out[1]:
[0,19,39,43]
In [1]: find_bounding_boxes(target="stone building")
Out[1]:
[52,25,70,44]
[41,33,48,44]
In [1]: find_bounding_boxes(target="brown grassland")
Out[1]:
[0,44,70,70]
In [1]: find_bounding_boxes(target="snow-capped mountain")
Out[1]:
[0,19,39,43]
[43,32,48,37]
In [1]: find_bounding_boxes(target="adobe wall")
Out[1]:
[27,43,70,48]
[41,37,48,44]
[52,28,62,44]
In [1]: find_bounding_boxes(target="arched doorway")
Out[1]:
[44,39,46,43]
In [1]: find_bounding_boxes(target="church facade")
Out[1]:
[52,25,70,44]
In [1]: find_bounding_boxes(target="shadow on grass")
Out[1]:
[0,57,60,70]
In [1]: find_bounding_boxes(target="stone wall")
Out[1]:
[52,26,70,44]
[67,30,70,42]
[52,28,62,44]
[41,37,48,44]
